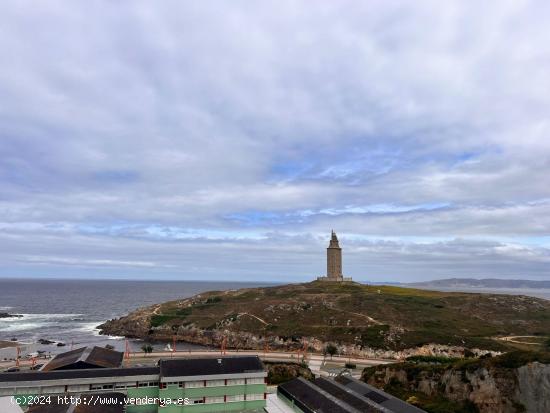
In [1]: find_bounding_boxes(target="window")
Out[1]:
[43,386,65,394]
[205,396,224,404]
[90,384,113,391]
[18,387,40,394]
[138,381,159,388]
[227,378,245,386]
[185,380,204,388]
[67,385,89,392]
[226,394,245,402]
[246,377,264,385]
[206,379,224,387]
[189,398,204,404]
[247,393,264,401]
[115,382,137,389]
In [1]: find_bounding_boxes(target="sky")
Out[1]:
[1,0,549,283]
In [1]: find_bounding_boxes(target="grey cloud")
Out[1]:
[0,1,549,280]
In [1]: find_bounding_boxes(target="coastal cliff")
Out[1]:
[362,351,550,413]
[99,281,550,357]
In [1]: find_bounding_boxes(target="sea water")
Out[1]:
[0,279,271,354]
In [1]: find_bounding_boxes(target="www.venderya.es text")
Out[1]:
[12,395,191,407]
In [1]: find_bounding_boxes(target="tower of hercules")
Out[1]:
[317,231,352,282]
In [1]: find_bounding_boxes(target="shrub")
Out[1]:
[141,344,153,354]
[265,362,313,385]
[324,343,337,359]
[464,349,475,358]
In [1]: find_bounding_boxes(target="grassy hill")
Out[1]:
[99,281,550,352]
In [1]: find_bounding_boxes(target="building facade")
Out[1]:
[0,355,267,413]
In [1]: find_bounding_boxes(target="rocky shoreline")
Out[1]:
[0,312,23,318]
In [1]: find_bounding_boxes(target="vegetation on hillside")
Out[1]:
[101,281,550,352]
[264,361,314,385]
[362,350,550,413]
[382,379,479,413]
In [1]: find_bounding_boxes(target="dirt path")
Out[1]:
[330,307,383,325]
[345,310,383,325]
[238,312,269,326]
[496,335,542,345]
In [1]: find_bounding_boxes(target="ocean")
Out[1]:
[0,279,272,354]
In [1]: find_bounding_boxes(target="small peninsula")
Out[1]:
[99,280,550,358]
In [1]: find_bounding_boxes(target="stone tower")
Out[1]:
[327,230,343,280]
[317,231,352,282]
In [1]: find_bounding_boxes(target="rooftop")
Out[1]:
[278,377,361,413]
[335,375,427,413]
[160,355,264,378]
[278,376,426,413]
[313,377,392,413]
[0,367,159,383]
[41,347,123,372]
[0,355,265,384]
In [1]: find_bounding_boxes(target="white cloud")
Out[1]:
[0,0,549,280]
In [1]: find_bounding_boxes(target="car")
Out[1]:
[4,367,20,372]
[30,364,44,370]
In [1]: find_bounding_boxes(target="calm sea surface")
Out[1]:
[0,279,273,354]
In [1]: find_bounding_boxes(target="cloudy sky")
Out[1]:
[1,0,549,282]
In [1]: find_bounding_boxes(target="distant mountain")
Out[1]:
[409,278,550,289]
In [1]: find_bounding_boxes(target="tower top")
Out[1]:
[329,230,340,248]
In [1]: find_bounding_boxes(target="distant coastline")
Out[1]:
[409,277,550,289]
[407,278,550,300]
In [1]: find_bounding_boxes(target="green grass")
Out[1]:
[128,281,550,351]
[150,307,193,327]
[359,324,390,347]
[151,315,180,327]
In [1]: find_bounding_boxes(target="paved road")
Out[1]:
[1,349,395,370]
[127,349,394,365]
